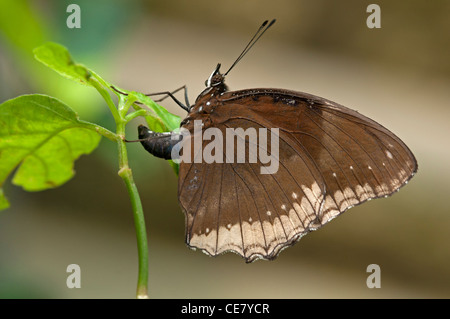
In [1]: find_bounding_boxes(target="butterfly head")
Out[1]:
[205,63,225,88]
[197,63,228,101]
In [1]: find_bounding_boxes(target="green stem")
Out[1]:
[80,121,118,142]
[125,109,147,123]
[89,77,121,123]
[91,81,149,297]
[116,95,149,299]
[117,147,149,298]
[89,81,150,298]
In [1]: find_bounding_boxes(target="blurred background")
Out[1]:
[0,0,449,298]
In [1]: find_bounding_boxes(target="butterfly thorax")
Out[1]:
[183,64,229,130]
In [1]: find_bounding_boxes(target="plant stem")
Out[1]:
[118,156,149,298]
[116,96,149,299]
[90,83,151,298]
[80,121,118,142]
[89,77,121,123]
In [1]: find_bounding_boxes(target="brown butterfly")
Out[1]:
[134,20,417,262]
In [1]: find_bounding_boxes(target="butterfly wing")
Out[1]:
[178,88,417,262]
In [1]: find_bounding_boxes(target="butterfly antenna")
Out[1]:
[224,19,276,76]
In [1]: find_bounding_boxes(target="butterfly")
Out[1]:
[133,20,417,262]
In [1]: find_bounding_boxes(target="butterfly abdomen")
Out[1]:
[137,125,182,160]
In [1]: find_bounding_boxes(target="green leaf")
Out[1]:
[0,94,102,209]
[131,92,181,132]
[33,42,93,86]
[141,113,166,133]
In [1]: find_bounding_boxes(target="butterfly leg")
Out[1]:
[151,85,190,107]
[111,85,190,112]
[143,85,190,112]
